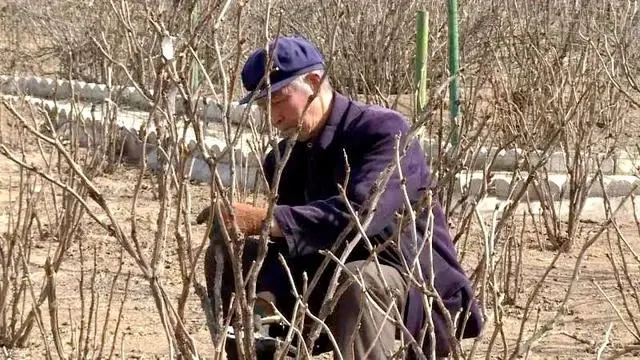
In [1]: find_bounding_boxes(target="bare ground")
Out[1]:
[0,105,639,360]
[0,139,640,359]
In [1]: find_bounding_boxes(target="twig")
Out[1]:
[277,254,343,360]
[608,344,640,360]
[595,262,640,342]
[97,247,125,359]
[596,323,614,359]
[45,258,66,360]
[107,271,131,360]
[559,331,596,346]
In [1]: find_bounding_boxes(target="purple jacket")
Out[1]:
[264,92,483,357]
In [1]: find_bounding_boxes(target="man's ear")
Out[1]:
[305,72,323,94]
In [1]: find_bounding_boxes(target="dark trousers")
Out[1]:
[204,239,408,359]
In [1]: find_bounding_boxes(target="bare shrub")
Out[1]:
[0,100,130,358]
[0,0,639,359]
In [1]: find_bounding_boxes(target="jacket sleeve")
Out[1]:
[273,110,429,257]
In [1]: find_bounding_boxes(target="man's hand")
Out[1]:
[196,202,268,237]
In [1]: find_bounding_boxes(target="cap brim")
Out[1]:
[238,78,293,105]
[238,63,326,105]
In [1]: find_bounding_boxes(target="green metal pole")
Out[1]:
[414,10,429,117]
[447,0,460,148]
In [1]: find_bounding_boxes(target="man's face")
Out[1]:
[256,77,322,141]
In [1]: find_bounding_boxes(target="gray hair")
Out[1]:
[286,69,332,94]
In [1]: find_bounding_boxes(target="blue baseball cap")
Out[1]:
[238,35,325,104]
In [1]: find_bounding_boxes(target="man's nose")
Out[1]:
[271,114,283,127]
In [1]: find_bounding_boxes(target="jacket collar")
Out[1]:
[308,92,363,151]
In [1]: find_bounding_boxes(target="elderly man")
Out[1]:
[198,35,482,359]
